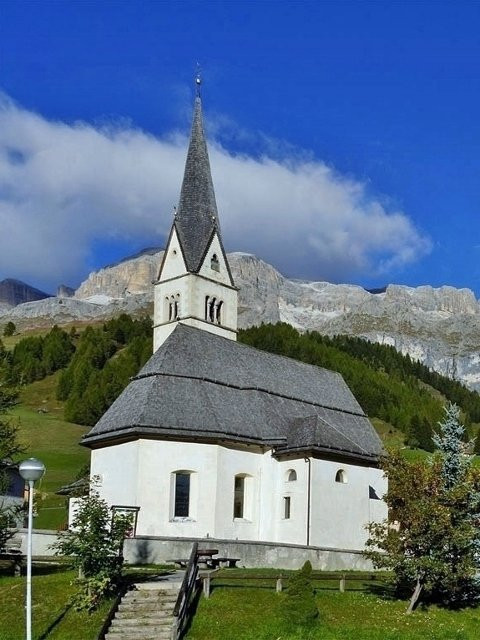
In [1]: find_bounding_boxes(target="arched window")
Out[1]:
[234,475,245,518]
[211,254,220,272]
[335,469,347,484]
[216,300,223,325]
[167,294,180,321]
[173,471,191,517]
[209,297,216,323]
[205,296,223,324]
[286,469,297,482]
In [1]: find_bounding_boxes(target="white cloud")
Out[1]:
[0,93,431,290]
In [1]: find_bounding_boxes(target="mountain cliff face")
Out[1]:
[75,251,163,299]
[2,251,480,390]
[0,278,51,307]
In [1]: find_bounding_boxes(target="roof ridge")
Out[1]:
[133,370,367,418]
[169,324,355,386]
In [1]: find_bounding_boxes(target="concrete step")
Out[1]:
[115,608,174,619]
[106,633,171,640]
[110,617,173,628]
[123,592,178,603]
[104,584,179,640]
[106,629,173,640]
[120,599,177,609]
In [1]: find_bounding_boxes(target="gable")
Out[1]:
[198,231,234,286]
[157,227,188,281]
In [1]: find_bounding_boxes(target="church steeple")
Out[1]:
[174,95,221,273]
[153,81,238,352]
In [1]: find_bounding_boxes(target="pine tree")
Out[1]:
[282,560,319,628]
[2,322,15,337]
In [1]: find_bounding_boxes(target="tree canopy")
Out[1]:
[365,403,480,612]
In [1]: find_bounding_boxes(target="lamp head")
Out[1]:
[19,458,46,483]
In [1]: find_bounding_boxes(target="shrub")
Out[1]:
[282,561,319,628]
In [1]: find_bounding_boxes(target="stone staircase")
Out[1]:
[105,582,180,640]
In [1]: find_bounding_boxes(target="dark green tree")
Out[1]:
[0,386,23,550]
[282,560,319,628]
[3,322,16,337]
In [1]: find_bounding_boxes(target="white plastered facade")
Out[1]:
[90,439,387,550]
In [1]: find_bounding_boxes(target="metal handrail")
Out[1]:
[172,542,199,639]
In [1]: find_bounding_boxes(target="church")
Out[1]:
[82,83,387,552]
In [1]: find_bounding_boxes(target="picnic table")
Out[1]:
[168,549,240,570]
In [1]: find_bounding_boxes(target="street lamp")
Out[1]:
[19,458,46,640]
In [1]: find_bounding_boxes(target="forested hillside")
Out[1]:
[239,324,480,453]
[2,319,480,454]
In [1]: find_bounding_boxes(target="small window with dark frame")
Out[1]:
[283,496,291,519]
[287,469,297,482]
[211,254,220,272]
[369,485,380,500]
[234,475,245,518]
[174,472,190,517]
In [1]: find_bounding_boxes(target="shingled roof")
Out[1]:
[82,324,383,463]
[173,96,220,273]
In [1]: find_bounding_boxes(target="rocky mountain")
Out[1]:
[0,278,51,307]
[57,284,75,298]
[2,250,480,391]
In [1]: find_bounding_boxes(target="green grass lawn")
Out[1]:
[12,373,89,530]
[0,569,112,640]
[186,572,480,640]
[0,563,176,640]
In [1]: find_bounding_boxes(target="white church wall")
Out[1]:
[214,445,264,540]
[368,466,388,524]
[91,439,387,550]
[274,460,310,545]
[309,458,383,549]
[90,441,139,509]
[136,439,218,537]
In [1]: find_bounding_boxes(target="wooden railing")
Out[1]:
[200,571,387,597]
[171,542,199,640]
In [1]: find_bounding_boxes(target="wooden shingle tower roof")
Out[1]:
[173,90,221,273]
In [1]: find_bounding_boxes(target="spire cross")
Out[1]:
[195,63,202,96]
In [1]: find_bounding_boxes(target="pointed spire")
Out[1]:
[174,89,221,273]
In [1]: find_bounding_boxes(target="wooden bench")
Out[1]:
[168,558,189,569]
[215,557,240,568]
[0,537,24,576]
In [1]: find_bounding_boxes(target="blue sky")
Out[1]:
[0,0,479,295]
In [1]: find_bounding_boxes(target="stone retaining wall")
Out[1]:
[12,529,372,570]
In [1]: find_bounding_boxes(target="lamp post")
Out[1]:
[19,458,46,640]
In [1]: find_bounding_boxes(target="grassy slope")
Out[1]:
[12,372,89,529]
[0,569,112,640]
